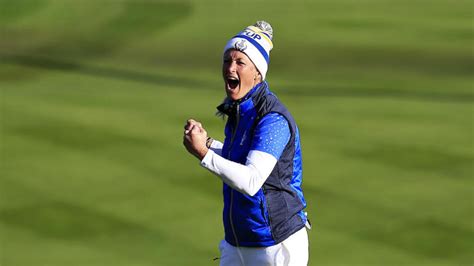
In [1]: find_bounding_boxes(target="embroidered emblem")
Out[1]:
[234,39,247,51]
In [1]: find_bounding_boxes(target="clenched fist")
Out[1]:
[183,119,209,160]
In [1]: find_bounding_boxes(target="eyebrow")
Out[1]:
[223,56,247,62]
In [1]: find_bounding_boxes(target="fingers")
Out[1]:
[184,119,203,134]
[189,125,206,135]
[184,124,194,135]
[182,120,208,160]
[186,119,202,129]
[184,125,202,134]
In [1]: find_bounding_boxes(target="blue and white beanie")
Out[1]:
[224,21,274,80]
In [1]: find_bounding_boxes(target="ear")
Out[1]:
[254,71,261,80]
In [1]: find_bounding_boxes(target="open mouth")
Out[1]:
[227,76,239,90]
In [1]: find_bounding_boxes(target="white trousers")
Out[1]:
[218,227,309,266]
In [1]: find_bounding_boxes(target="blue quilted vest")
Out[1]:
[217,81,307,247]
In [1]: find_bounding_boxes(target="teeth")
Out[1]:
[226,75,239,89]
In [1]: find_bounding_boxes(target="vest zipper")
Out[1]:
[228,104,240,157]
[229,190,240,246]
[228,104,240,247]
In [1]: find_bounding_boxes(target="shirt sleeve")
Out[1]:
[251,112,291,160]
[200,149,277,196]
[199,113,291,196]
[209,139,223,156]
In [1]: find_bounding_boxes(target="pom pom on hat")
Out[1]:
[254,21,273,39]
[224,21,274,80]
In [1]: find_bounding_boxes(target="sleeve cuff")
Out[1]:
[210,139,224,149]
[200,148,214,169]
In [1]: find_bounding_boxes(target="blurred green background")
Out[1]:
[1,0,473,265]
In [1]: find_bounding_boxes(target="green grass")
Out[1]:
[1,0,473,265]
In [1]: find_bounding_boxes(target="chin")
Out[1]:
[227,94,240,101]
[226,87,240,100]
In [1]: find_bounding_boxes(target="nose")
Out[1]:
[225,60,237,73]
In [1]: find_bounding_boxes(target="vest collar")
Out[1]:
[217,81,268,116]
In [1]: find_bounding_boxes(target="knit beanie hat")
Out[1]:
[223,21,274,80]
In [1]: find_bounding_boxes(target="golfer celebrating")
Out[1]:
[183,21,309,266]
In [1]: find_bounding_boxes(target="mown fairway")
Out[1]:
[1,0,473,265]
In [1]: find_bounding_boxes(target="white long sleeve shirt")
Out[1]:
[200,113,291,196]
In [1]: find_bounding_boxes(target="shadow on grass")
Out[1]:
[1,1,193,58]
[0,200,160,240]
[0,178,216,262]
[280,85,474,103]
[0,54,212,89]
[305,185,474,263]
[1,54,472,103]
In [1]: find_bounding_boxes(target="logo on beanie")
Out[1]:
[243,30,262,41]
[234,39,247,51]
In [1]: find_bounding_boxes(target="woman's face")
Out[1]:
[222,49,260,101]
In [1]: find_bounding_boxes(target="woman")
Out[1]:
[183,21,309,266]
